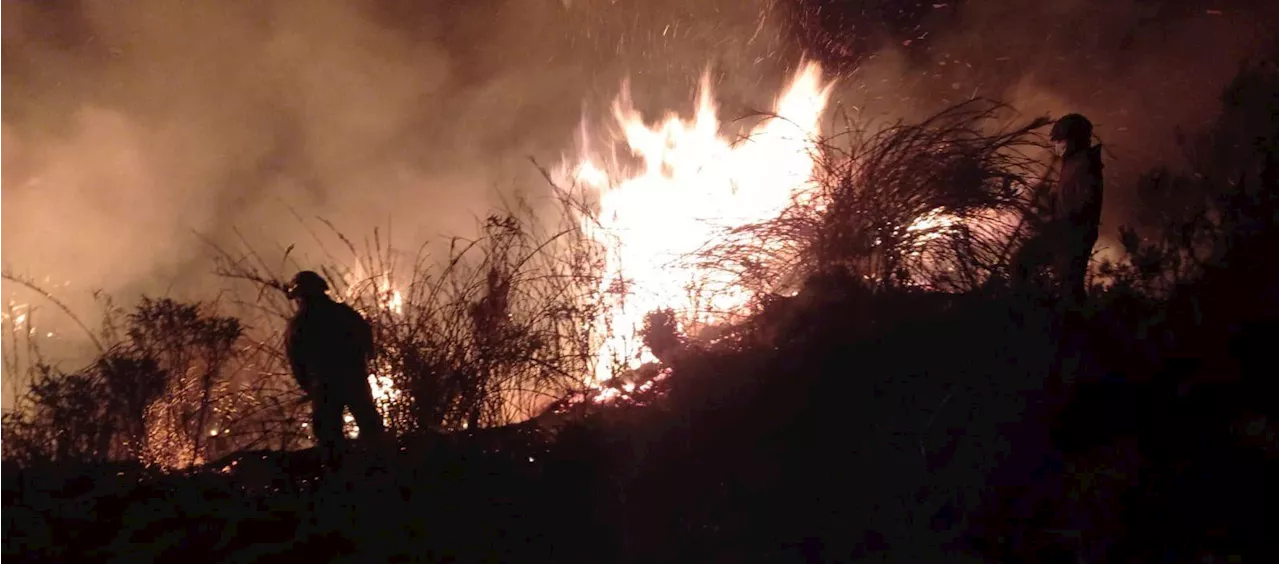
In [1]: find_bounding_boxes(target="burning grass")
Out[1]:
[2,95,1062,468]
[695,99,1055,300]
[1,296,249,468]
[211,186,612,438]
[555,62,834,375]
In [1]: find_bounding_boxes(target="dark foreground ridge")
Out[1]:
[4,278,1276,562]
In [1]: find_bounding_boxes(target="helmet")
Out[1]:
[288,270,329,299]
[1050,113,1093,143]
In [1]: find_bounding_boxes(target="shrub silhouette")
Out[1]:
[3,298,242,467]
[211,189,608,437]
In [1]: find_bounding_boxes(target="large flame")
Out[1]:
[361,274,402,431]
[333,62,964,413]
[560,62,835,382]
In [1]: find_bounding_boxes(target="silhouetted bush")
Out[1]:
[212,188,609,439]
[3,298,243,468]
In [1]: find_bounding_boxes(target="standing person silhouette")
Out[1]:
[1049,113,1105,304]
[284,271,385,464]
[1015,113,1105,305]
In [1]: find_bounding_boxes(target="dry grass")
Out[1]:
[2,179,618,466]
[212,184,611,436]
[695,100,1054,298]
[2,296,246,467]
[0,100,1059,466]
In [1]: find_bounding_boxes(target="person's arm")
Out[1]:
[1016,178,1056,233]
[356,313,376,364]
[1059,168,1099,223]
[343,305,377,364]
[284,320,311,391]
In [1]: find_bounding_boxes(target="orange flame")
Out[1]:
[338,265,403,432]
[560,62,835,382]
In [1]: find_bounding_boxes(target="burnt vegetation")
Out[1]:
[3,62,1276,563]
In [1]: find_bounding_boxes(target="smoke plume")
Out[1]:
[1,0,793,370]
[2,0,1274,383]
[790,0,1276,226]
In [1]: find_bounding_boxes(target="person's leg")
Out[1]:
[342,375,391,472]
[1062,252,1087,307]
[1053,227,1099,386]
[310,384,345,465]
[345,375,386,442]
[1063,227,1098,309]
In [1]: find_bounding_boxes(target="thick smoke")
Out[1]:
[792,0,1277,229]
[2,0,1274,384]
[1,0,795,373]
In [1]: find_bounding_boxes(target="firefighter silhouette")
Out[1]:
[284,271,385,460]
[1015,113,1105,304]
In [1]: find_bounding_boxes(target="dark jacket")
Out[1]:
[285,297,375,390]
[1055,144,1105,233]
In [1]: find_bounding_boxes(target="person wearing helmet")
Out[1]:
[1016,113,1104,304]
[283,270,385,463]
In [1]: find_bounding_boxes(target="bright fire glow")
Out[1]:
[324,62,977,417]
[344,267,403,316]
[558,62,835,382]
[339,267,403,432]
[364,274,402,430]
